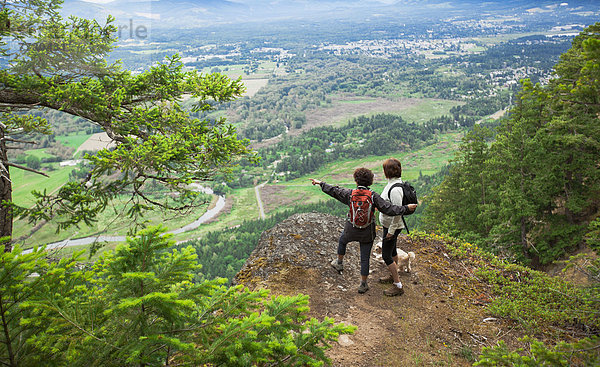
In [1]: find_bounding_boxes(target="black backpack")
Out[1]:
[385,181,418,234]
[386,182,418,208]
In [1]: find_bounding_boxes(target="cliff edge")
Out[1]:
[233,212,526,366]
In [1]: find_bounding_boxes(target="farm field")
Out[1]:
[73,132,115,156]
[56,131,92,150]
[304,97,463,131]
[242,78,269,97]
[258,131,463,215]
[12,162,75,207]
[200,61,282,94]
[22,148,55,160]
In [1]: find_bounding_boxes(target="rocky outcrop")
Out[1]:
[233,212,374,293]
[233,212,526,367]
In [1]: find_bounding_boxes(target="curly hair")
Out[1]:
[382,158,402,179]
[353,167,374,187]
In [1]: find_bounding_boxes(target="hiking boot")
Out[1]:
[330,259,343,273]
[358,282,370,294]
[384,285,404,297]
[379,274,393,284]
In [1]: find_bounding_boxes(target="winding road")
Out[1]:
[25,180,268,254]
[23,193,226,254]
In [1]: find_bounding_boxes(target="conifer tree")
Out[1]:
[423,23,600,264]
[6,227,354,366]
[0,0,255,251]
[483,81,552,262]
[423,125,493,243]
[0,246,53,367]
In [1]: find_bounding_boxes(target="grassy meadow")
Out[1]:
[22,148,55,160]
[56,132,93,150]
[12,162,75,207]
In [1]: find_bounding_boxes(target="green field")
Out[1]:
[169,187,260,242]
[339,98,379,104]
[400,99,463,124]
[289,141,458,187]
[323,98,463,130]
[201,61,281,79]
[12,163,75,206]
[24,148,55,160]
[56,132,92,150]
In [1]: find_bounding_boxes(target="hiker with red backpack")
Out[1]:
[309,167,417,294]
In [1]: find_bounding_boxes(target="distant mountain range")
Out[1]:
[60,0,597,29]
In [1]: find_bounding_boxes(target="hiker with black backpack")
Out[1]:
[309,167,417,294]
[378,158,418,296]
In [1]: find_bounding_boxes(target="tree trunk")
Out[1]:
[520,217,528,256]
[0,294,17,367]
[0,127,13,252]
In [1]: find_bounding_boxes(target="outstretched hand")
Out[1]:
[309,178,321,186]
[407,204,418,212]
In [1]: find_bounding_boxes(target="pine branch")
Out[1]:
[1,137,36,145]
[6,162,49,177]
[52,305,119,349]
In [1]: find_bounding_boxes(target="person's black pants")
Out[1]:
[337,234,373,277]
[382,227,403,266]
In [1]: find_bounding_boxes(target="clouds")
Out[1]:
[60,0,570,28]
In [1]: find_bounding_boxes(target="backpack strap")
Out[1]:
[385,182,403,201]
[386,182,410,234]
[402,216,410,234]
[366,188,375,213]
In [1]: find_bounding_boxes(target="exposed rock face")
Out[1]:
[233,212,375,293]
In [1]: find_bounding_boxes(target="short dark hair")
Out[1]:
[382,158,402,179]
[353,167,374,187]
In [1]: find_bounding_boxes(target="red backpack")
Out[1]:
[348,188,375,228]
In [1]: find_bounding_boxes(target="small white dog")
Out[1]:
[397,249,415,273]
[374,241,415,273]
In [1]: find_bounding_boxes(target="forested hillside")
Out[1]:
[423,24,600,267]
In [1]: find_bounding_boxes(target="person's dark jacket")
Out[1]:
[319,182,413,242]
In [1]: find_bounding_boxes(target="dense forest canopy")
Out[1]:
[423,23,600,266]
